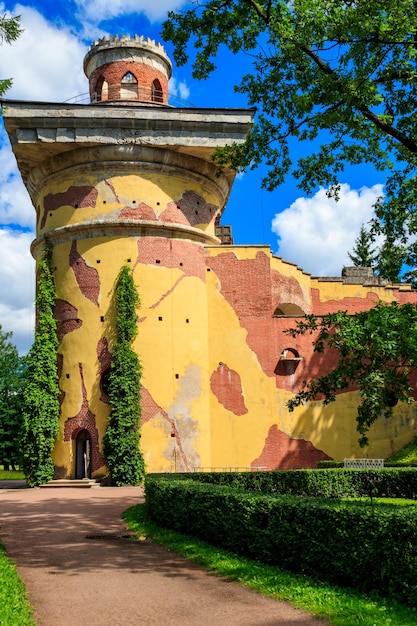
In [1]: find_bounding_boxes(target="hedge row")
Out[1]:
[145,475,417,606]
[160,468,417,499]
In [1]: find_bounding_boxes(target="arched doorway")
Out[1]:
[75,429,92,479]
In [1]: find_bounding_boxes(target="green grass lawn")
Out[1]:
[0,541,34,626]
[123,503,417,626]
[0,467,25,480]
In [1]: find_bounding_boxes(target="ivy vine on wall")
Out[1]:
[21,242,60,487]
[103,265,145,485]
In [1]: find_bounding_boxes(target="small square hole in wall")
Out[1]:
[156,259,160,264]
[157,202,160,206]
[96,260,101,264]
[207,268,211,272]
[49,213,53,217]
[74,204,79,208]
[103,200,106,204]
[175,374,179,379]
[127,258,131,263]
[132,200,136,204]
[179,262,183,267]
[158,316,163,321]
[66,373,70,379]
[100,316,104,322]
[186,319,189,324]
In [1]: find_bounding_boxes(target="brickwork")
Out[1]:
[63,364,104,472]
[119,202,156,220]
[136,237,206,281]
[42,186,98,229]
[210,363,248,416]
[251,424,331,470]
[69,241,101,306]
[89,62,168,104]
[54,299,82,342]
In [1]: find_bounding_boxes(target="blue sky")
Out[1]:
[0,0,384,353]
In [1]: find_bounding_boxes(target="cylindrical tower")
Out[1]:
[84,35,172,105]
[2,35,254,479]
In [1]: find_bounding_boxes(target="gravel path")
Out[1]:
[0,485,328,625]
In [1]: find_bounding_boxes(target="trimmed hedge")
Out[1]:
[161,468,417,499]
[145,475,417,606]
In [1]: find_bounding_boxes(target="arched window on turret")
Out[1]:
[120,72,138,100]
[94,76,108,102]
[151,79,163,103]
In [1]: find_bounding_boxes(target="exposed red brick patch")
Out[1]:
[70,241,100,306]
[271,269,310,314]
[63,364,104,473]
[119,202,156,220]
[97,337,112,403]
[97,337,112,374]
[89,61,169,105]
[251,424,331,470]
[135,237,206,281]
[159,201,190,226]
[206,251,272,319]
[41,186,98,228]
[177,190,218,227]
[54,299,82,342]
[311,288,380,314]
[210,364,248,415]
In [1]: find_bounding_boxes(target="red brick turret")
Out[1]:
[84,35,172,106]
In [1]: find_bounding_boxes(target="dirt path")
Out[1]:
[0,485,328,625]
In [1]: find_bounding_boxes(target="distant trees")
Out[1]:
[0,326,24,470]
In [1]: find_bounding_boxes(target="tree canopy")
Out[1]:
[0,13,22,97]
[286,302,417,446]
[163,0,417,281]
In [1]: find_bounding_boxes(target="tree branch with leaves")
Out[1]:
[285,302,417,447]
[163,0,417,282]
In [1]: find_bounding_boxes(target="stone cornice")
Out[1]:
[30,219,219,258]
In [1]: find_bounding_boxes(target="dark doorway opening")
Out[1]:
[75,429,92,479]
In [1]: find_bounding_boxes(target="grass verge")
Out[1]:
[0,468,25,480]
[0,540,34,625]
[123,503,417,626]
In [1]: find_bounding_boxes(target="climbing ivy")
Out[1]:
[103,265,145,485]
[21,243,60,487]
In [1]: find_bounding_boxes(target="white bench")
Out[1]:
[344,458,384,469]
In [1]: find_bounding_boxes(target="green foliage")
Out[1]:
[0,13,22,98]
[347,224,377,268]
[0,327,25,470]
[0,540,34,625]
[163,467,417,499]
[21,244,60,487]
[386,437,417,466]
[124,503,417,626]
[145,475,417,606]
[163,0,417,281]
[285,302,417,446]
[103,266,145,486]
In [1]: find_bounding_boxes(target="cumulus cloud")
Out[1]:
[0,229,35,354]
[0,4,88,352]
[169,76,190,103]
[73,0,187,24]
[271,183,384,276]
[0,4,88,102]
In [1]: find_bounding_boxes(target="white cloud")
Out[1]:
[0,4,87,102]
[0,229,35,354]
[168,76,190,102]
[271,183,384,276]
[0,130,34,228]
[74,0,188,24]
